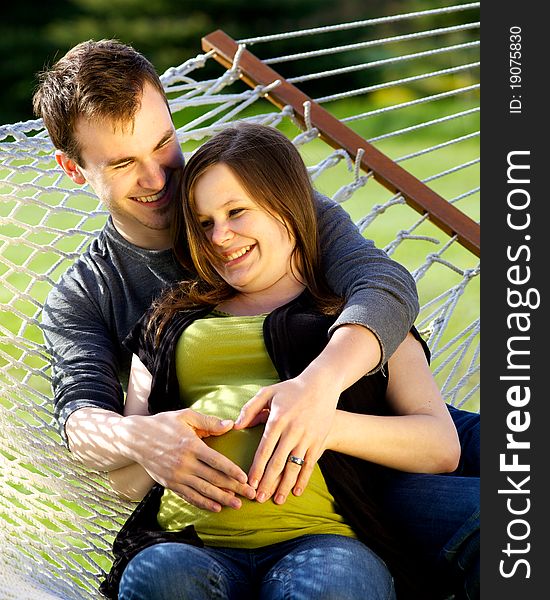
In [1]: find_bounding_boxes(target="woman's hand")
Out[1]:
[233,372,339,505]
[234,324,380,504]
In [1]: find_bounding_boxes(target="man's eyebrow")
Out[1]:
[105,155,134,168]
[154,129,176,150]
[104,129,175,168]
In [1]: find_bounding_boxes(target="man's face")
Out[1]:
[71,83,184,249]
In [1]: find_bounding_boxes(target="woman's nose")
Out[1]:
[210,220,233,246]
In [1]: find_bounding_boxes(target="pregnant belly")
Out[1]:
[204,425,264,473]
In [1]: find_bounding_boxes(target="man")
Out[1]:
[34,39,478,599]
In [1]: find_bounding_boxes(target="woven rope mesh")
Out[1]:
[0,3,479,597]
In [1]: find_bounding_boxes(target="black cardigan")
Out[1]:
[100,291,430,598]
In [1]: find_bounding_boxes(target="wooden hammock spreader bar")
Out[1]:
[202,30,480,257]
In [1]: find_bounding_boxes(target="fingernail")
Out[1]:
[257,491,266,503]
[231,498,241,509]
[220,419,233,427]
[250,478,258,489]
[294,487,302,496]
[275,494,285,504]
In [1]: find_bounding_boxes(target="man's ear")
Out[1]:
[55,150,86,185]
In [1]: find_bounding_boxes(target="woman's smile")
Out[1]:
[222,244,255,265]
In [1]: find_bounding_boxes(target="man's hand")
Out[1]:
[67,407,256,511]
[134,409,257,511]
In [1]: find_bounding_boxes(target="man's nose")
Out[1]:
[138,161,165,191]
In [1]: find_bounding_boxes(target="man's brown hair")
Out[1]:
[33,39,167,165]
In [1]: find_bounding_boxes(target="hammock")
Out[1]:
[0,2,479,597]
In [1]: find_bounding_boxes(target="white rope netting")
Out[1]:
[0,3,479,597]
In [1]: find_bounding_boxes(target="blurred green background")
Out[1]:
[1,0,477,124]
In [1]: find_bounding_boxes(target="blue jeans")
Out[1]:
[380,406,480,600]
[118,534,395,600]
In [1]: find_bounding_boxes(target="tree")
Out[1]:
[0,0,478,125]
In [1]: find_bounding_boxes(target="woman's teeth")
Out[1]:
[225,246,251,261]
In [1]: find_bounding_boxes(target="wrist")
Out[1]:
[112,413,151,463]
[65,407,138,470]
[297,364,344,405]
[300,324,382,396]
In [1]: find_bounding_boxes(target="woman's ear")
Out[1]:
[55,150,86,185]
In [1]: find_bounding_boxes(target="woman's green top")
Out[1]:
[156,311,356,548]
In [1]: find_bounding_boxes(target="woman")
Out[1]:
[102,123,460,600]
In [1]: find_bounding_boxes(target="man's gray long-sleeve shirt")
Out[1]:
[40,192,419,440]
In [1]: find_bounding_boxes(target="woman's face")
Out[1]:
[192,162,300,296]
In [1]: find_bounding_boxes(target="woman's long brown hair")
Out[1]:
[150,123,342,342]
